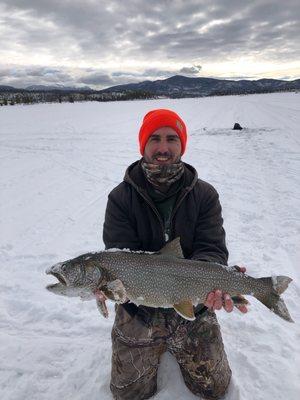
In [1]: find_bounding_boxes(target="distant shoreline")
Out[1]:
[0,88,298,107]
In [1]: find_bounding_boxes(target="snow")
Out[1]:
[106,247,155,254]
[1,92,300,400]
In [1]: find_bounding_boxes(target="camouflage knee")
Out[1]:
[110,372,157,400]
[179,360,231,399]
[110,305,167,400]
[110,334,164,400]
[167,311,231,399]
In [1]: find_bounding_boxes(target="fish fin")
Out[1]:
[94,290,109,318]
[173,300,195,321]
[106,279,128,303]
[96,298,109,318]
[255,276,294,323]
[271,276,293,295]
[159,237,184,258]
[100,287,115,301]
[231,294,249,306]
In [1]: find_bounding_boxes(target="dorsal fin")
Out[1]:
[159,237,184,258]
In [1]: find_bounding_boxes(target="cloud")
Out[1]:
[78,73,114,86]
[179,65,202,75]
[139,69,178,78]
[0,65,76,88]
[0,0,299,86]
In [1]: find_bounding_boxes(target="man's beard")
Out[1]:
[141,156,184,189]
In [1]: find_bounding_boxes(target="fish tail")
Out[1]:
[255,276,294,322]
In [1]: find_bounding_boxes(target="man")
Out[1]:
[103,109,247,400]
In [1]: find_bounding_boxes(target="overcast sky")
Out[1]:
[0,0,299,88]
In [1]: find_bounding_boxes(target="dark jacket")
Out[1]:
[103,160,228,265]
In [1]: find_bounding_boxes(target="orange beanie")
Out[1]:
[138,109,187,155]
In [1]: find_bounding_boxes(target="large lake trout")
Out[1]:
[46,238,293,322]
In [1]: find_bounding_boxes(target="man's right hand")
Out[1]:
[204,265,249,314]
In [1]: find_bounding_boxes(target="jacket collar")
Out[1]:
[124,158,198,193]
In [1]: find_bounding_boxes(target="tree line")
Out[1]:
[0,87,297,106]
[0,90,156,106]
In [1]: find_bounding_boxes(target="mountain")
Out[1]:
[0,85,20,92]
[100,75,300,97]
[25,84,93,92]
[1,76,299,99]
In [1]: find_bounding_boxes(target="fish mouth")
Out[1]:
[46,263,69,286]
[51,272,67,286]
[46,282,64,291]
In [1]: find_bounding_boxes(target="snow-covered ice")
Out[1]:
[1,92,300,400]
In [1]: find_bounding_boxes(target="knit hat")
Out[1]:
[138,109,187,155]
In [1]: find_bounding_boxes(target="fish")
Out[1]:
[45,237,294,322]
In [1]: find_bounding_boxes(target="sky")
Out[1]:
[0,0,299,89]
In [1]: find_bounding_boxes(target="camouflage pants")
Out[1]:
[110,305,231,400]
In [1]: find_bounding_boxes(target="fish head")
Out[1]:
[46,253,103,290]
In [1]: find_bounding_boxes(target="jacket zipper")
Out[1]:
[168,187,192,240]
[137,189,166,242]
[139,187,192,243]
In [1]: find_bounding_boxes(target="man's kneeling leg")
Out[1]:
[110,335,165,400]
[168,311,232,400]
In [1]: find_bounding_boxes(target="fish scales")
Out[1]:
[46,238,293,322]
[99,251,265,307]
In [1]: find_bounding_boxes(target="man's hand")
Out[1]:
[204,265,248,313]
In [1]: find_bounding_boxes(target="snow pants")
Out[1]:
[110,304,232,400]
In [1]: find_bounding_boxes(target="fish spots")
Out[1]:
[49,248,272,316]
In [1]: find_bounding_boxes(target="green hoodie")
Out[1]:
[145,176,184,241]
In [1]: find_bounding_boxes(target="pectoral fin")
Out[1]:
[94,289,109,318]
[173,300,195,321]
[106,279,128,303]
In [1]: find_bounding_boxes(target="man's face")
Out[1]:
[143,127,182,165]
